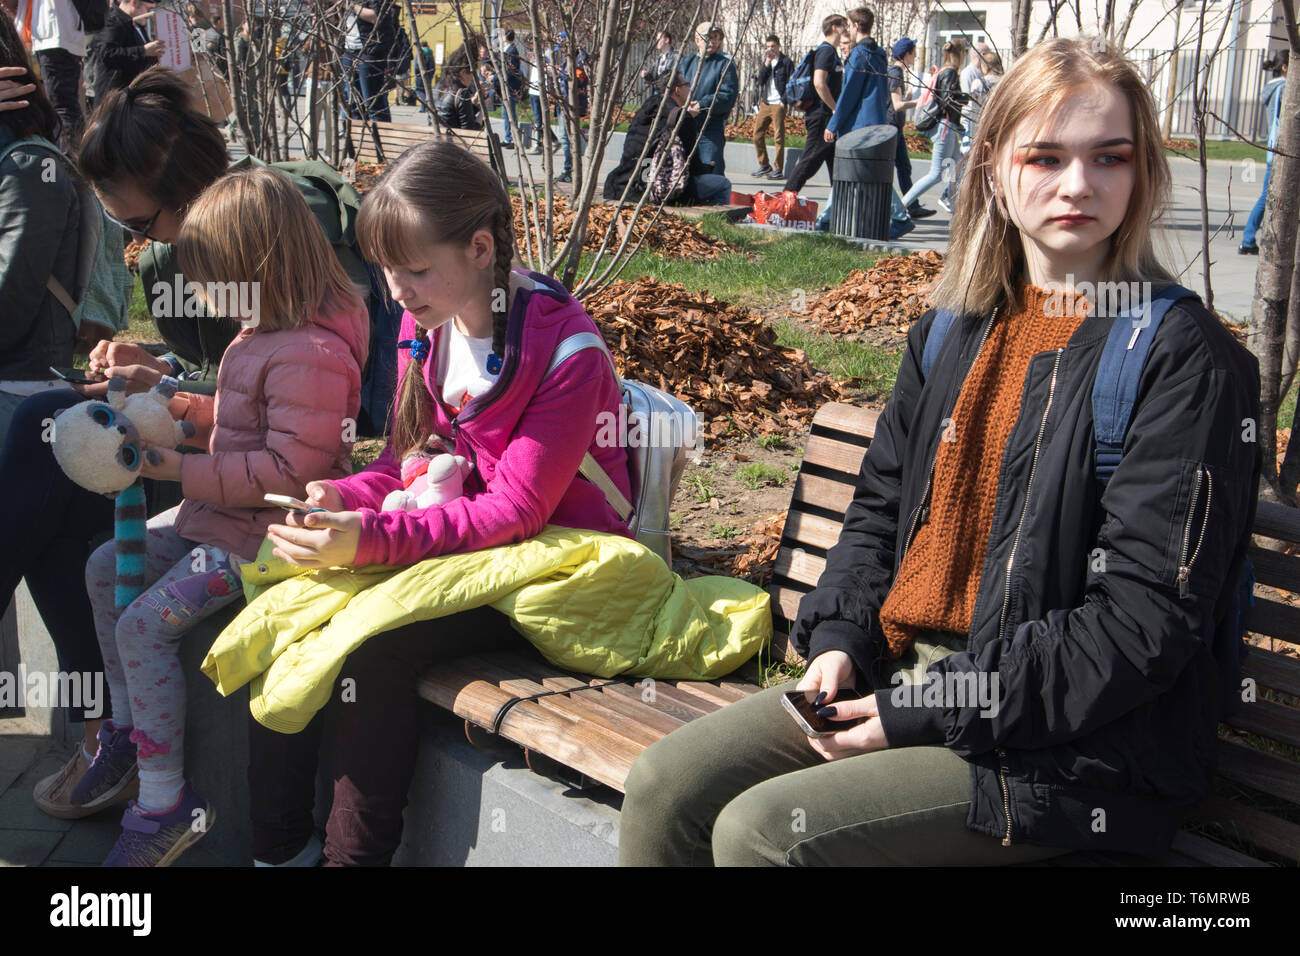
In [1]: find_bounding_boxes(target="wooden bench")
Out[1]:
[352,120,495,168]
[419,401,1300,865]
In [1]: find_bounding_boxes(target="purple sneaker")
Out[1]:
[103,783,215,867]
[68,721,139,811]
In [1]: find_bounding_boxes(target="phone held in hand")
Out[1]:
[264,493,326,515]
[49,366,106,385]
[782,690,868,738]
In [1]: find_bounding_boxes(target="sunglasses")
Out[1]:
[104,205,164,242]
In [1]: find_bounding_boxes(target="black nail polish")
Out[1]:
[812,691,827,707]
[816,706,837,718]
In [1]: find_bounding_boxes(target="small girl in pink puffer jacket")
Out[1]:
[77,166,369,867]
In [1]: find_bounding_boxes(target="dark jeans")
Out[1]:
[0,390,113,721]
[247,605,525,867]
[34,49,83,154]
[784,109,834,193]
[894,125,913,196]
[341,49,391,123]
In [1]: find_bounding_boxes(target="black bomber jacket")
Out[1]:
[791,291,1262,857]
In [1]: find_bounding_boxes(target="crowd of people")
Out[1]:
[0,0,1270,872]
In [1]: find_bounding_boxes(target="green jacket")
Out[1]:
[204,527,771,733]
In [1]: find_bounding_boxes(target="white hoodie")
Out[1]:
[16,0,87,58]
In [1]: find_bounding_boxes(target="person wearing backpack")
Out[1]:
[248,139,634,866]
[14,0,96,152]
[619,37,1261,866]
[892,38,967,234]
[0,66,399,821]
[782,14,845,197]
[0,14,82,444]
[751,34,792,179]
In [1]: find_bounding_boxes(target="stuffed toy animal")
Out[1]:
[381,452,472,512]
[51,376,196,608]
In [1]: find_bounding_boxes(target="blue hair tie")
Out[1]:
[486,352,503,375]
[398,338,430,362]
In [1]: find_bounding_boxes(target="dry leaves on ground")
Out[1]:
[511,192,730,260]
[583,278,845,446]
[674,512,786,585]
[123,238,150,272]
[725,113,808,141]
[806,250,946,334]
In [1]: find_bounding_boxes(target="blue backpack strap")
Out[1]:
[920,308,960,379]
[1091,283,1197,489]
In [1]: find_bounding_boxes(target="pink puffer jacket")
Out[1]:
[330,269,632,567]
[174,304,370,560]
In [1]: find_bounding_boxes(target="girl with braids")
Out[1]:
[254,138,630,867]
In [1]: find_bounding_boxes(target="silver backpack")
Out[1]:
[546,332,699,564]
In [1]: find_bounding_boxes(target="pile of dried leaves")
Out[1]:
[123,238,151,272]
[725,113,807,141]
[583,278,846,445]
[353,162,386,195]
[511,192,730,260]
[675,512,786,585]
[1164,138,1198,152]
[807,250,946,334]
[904,126,932,154]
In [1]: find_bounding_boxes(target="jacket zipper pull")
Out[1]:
[1177,565,1191,600]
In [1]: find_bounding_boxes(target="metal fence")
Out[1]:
[1129,46,1275,142]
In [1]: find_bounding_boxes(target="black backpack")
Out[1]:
[71,0,107,32]
[784,48,818,110]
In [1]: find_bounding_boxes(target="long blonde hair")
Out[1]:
[931,37,1175,317]
[177,165,364,331]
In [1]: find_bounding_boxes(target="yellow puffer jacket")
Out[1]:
[202,526,771,733]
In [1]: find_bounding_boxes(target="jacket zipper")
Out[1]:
[1177,465,1212,599]
[898,306,1000,565]
[997,348,1064,644]
[997,747,1014,845]
[991,347,1063,849]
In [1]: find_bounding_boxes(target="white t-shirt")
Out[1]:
[435,319,497,414]
[529,62,542,97]
[20,0,87,57]
[344,11,361,51]
[765,72,781,105]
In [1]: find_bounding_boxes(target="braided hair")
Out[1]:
[356,138,517,459]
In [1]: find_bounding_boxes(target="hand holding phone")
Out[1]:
[782,690,869,738]
[50,366,107,385]
[264,493,326,515]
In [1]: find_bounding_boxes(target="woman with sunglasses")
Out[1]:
[0,12,80,446]
[0,64,372,823]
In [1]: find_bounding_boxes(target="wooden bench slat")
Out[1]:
[417,664,637,790]
[773,547,826,590]
[769,585,807,626]
[801,434,869,477]
[792,471,857,515]
[781,510,845,552]
[1242,646,1300,697]
[1246,544,1300,594]
[672,681,740,709]
[542,677,686,736]
[1224,696,1300,750]
[1216,738,1300,806]
[1255,500,1300,542]
[1245,596,1300,646]
[632,681,716,718]
[599,681,708,726]
[496,676,663,748]
[813,402,879,438]
[1190,794,1300,862]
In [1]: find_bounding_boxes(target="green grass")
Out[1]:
[756,434,788,451]
[684,473,716,502]
[586,212,873,311]
[1280,381,1297,435]
[1166,139,1268,163]
[735,461,790,490]
[707,522,741,539]
[773,319,903,400]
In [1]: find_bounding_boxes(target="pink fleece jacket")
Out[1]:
[174,303,370,560]
[330,270,633,567]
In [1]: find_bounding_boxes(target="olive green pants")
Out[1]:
[618,635,1073,866]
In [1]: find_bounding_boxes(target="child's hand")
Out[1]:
[304,480,344,512]
[267,511,362,569]
[140,445,183,481]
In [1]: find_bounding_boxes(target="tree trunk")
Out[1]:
[1247,61,1300,501]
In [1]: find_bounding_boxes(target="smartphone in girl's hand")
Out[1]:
[264,493,326,515]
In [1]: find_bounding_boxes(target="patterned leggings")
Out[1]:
[85,505,248,775]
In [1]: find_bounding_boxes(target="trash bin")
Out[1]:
[830,125,898,240]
